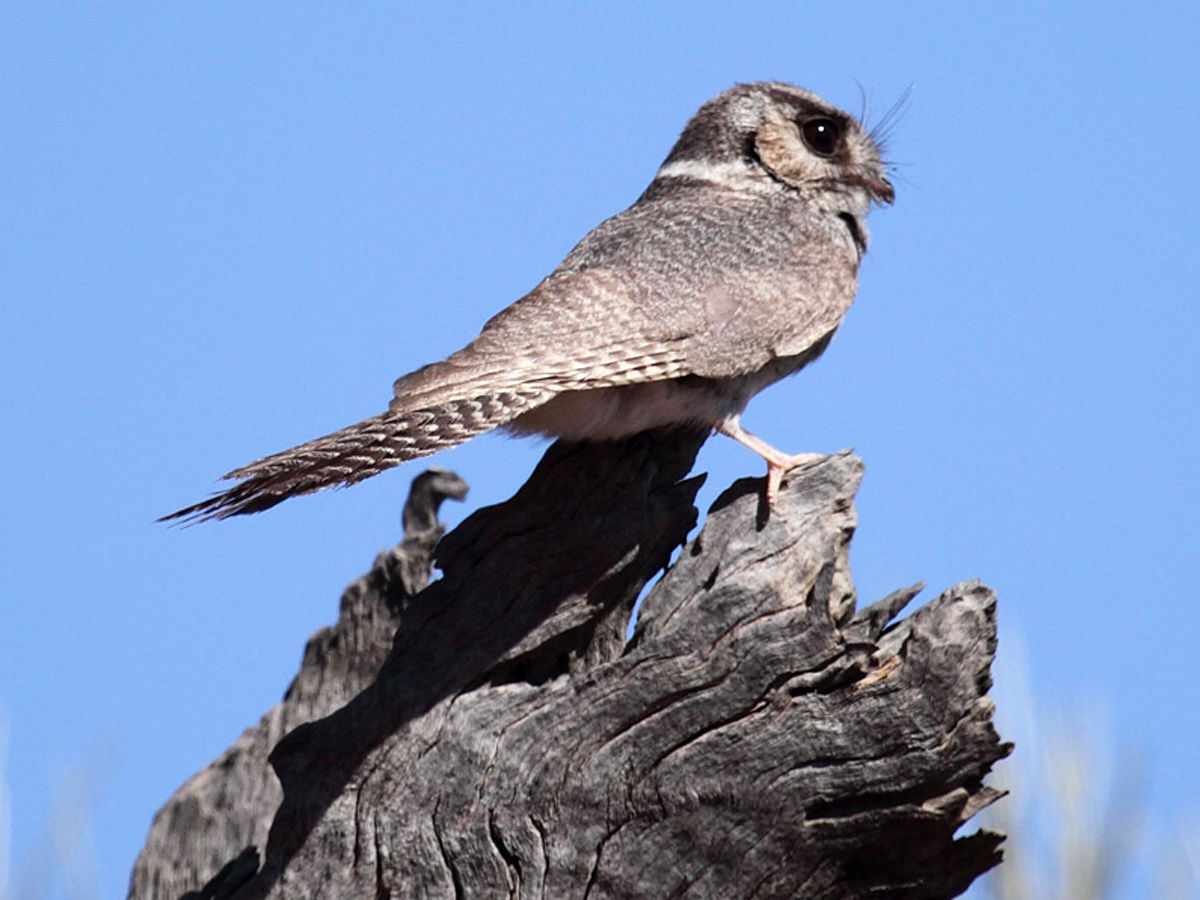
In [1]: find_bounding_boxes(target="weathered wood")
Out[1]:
[132,432,1009,899]
[129,469,468,900]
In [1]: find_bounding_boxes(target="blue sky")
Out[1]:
[3,4,1198,897]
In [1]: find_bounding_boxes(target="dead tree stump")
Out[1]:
[131,431,1009,899]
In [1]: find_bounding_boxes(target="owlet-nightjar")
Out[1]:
[165,82,893,523]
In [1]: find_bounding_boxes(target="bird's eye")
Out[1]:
[801,118,841,157]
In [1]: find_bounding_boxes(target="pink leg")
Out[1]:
[716,417,823,507]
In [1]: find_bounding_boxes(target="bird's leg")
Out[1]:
[716,417,823,507]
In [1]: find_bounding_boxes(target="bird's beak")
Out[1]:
[846,168,894,205]
[863,174,895,205]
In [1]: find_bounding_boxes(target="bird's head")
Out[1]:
[655,82,895,210]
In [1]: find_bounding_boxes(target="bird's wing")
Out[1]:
[388,268,700,413]
[388,252,857,416]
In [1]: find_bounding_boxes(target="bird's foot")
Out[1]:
[764,452,824,507]
[714,417,826,513]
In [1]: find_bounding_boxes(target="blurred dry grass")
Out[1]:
[1,716,108,900]
[977,631,1198,900]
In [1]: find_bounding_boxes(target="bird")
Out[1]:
[163,81,893,523]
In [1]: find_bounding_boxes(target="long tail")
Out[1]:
[161,389,549,523]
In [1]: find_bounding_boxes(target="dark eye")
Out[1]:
[801,117,841,157]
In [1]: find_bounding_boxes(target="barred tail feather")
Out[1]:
[161,388,551,523]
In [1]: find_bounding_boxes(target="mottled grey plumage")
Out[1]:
[164,82,893,522]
